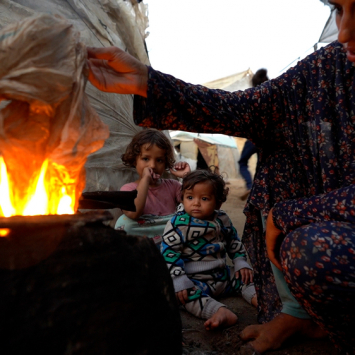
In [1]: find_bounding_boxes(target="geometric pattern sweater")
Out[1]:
[161,205,252,293]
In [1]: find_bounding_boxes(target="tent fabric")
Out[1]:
[0,0,151,193]
[194,139,219,173]
[318,8,338,43]
[170,131,240,180]
[203,68,253,92]
[170,131,238,148]
[318,0,337,44]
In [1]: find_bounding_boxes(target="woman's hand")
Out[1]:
[170,161,191,178]
[265,208,283,270]
[87,46,148,97]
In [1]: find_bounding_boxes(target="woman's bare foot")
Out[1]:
[204,307,238,331]
[239,313,326,354]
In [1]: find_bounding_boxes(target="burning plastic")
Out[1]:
[0,14,109,217]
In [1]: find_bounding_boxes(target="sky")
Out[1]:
[144,0,332,85]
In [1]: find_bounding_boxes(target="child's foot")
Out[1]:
[251,295,258,307]
[204,307,238,330]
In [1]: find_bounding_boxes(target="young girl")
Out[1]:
[115,129,190,244]
[161,169,257,330]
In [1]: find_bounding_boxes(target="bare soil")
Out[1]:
[180,178,337,355]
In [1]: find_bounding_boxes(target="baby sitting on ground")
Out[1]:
[161,169,257,330]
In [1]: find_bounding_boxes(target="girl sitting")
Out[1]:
[115,129,190,245]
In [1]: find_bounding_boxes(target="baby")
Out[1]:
[161,169,257,330]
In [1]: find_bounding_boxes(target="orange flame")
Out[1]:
[0,228,10,237]
[0,156,75,217]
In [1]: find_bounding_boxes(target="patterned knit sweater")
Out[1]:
[161,205,252,292]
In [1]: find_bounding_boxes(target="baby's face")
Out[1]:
[182,181,217,221]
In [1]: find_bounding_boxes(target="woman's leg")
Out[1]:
[282,221,355,354]
[270,263,310,319]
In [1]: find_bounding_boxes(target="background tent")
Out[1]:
[202,68,258,181]
[318,0,337,45]
[170,131,240,180]
[202,68,253,91]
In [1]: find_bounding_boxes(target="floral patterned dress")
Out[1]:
[134,41,355,353]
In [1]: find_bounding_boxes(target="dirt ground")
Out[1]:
[180,178,338,355]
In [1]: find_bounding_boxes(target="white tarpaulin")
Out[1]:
[203,68,253,91]
[170,131,240,180]
[318,0,338,44]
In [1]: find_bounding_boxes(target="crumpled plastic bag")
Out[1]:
[0,13,109,215]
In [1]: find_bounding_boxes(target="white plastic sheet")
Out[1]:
[0,0,151,194]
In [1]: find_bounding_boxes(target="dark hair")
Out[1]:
[252,68,269,87]
[181,169,229,205]
[121,129,175,169]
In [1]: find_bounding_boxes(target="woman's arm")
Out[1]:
[134,67,287,146]
[87,47,301,145]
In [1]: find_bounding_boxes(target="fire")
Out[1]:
[0,228,10,237]
[0,156,75,217]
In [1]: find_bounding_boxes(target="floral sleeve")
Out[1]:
[133,65,304,148]
[272,184,355,235]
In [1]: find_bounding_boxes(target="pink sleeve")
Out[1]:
[120,182,137,192]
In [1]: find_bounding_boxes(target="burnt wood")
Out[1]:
[0,217,181,355]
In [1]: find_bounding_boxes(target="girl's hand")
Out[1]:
[235,268,254,285]
[176,289,189,305]
[170,162,191,178]
[87,46,148,97]
[265,208,283,270]
[142,167,160,183]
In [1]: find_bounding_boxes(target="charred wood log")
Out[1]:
[0,213,181,355]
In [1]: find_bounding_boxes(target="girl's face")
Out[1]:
[330,0,355,62]
[182,181,220,221]
[135,144,166,179]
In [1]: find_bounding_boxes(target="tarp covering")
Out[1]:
[318,0,337,44]
[0,0,151,193]
[319,8,338,43]
[203,68,253,91]
[170,131,240,180]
